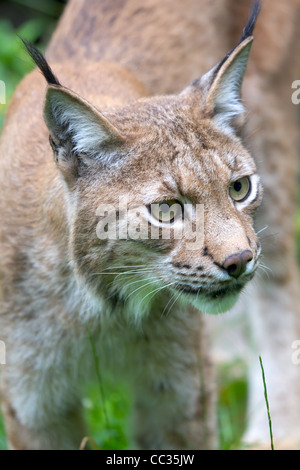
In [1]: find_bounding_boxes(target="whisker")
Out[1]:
[258,233,279,241]
[244,124,261,140]
[113,269,156,279]
[100,263,159,271]
[104,276,159,301]
[105,271,156,289]
[254,270,265,282]
[139,281,176,307]
[257,262,272,279]
[256,225,269,236]
[258,262,272,272]
[124,279,161,301]
[90,269,156,276]
[164,288,184,318]
[118,276,158,291]
[161,287,179,317]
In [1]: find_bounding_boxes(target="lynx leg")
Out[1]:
[1,346,86,450]
[1,390,85,450]
[130,307,217,450]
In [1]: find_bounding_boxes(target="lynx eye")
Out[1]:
[149,200,182,223]
[229,176,251,202]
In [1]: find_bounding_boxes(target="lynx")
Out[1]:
[0,0,299,450]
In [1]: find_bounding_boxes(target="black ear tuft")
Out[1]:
[240,0,261,42]
[19,36,61,86]
[213,0,261,74]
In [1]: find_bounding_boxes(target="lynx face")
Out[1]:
[69,95,262,317]
[25,35,262,319]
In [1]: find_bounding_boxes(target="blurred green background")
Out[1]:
[0,0,66,128]
[0,0,298,451]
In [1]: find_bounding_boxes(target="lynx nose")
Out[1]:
[223,250,253,279]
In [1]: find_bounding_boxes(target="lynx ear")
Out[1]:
[204,37,253,130]
[44,85,124,161]
[20,38,124,179]
[188,0,260,132]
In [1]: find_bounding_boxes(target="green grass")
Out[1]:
[0,412,8,450]
[217,361,248,450]
[0,18,45,128]
[82,378,133,450]
[259,356,274,450]
[83,325,133,450]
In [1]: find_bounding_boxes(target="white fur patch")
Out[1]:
[45,88,120,164]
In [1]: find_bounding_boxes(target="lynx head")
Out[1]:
[23,1,263,320]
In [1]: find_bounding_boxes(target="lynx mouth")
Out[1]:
[177,279,251,314]
[178,283,243,298]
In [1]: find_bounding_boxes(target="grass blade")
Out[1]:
[79,435,100,450]
[259,356,274,450]
[85,325,110,429]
